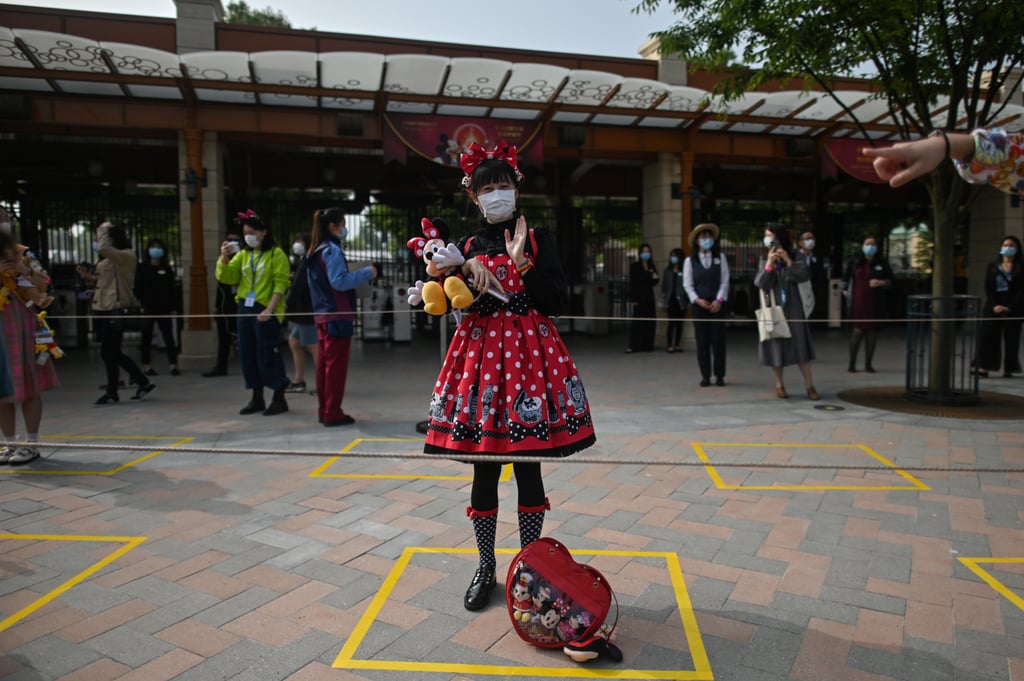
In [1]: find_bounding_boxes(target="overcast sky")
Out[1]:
[15,0,682,59]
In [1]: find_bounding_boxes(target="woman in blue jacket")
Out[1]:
[306,207,376,426]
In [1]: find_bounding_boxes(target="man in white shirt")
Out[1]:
[683,223,730,386]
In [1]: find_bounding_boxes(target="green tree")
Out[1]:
[224,0,291,28]
[635,0,1024,397]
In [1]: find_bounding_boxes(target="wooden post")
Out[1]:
[184,128,211,331]
[680,151,694,254]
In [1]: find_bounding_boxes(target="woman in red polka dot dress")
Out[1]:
[424,141,596,613]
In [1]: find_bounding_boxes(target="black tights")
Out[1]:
[470,462,544,511]
[849,328,878,369]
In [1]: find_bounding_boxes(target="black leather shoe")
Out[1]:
[464,567,496,611]
[699,379,711,387]
[262,400,288,416]
[715,377,725,386]
[239,400,266,415]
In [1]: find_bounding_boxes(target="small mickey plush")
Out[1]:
[406,217,473,315]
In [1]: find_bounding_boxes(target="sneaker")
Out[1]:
[323,414,355,427]
[0,446,12,464]
[95,393,119,406]
[564,636,618,663]
[131,383,156,401]
[284,381,307,393]
[8,446,39,466]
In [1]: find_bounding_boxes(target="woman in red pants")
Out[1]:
[305,207,376,426]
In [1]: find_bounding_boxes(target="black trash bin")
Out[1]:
[906,295,980,404]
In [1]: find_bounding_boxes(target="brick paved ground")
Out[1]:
[1,323,1023,680]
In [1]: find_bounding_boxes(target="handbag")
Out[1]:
[110,262,143,332]
[505,537,617,650]
[756,289,791,342]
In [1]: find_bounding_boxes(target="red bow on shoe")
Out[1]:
[459,140,521,187]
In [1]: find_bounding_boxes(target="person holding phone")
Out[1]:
[754,224,818,400]
[203,230,241,377]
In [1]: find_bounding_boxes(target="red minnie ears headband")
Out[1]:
[459,140,524,188]
[234,208,262,225]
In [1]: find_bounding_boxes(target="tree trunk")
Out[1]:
[926,172,968,400]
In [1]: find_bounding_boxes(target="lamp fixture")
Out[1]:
[183,167,207,203]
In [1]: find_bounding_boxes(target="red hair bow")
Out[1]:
[406,218,442,258]
[459,140,520,185]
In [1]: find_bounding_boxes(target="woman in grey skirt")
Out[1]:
[753,224,819,400]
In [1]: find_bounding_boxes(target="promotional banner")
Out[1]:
[824,138,893,184]
[384,113,544,172]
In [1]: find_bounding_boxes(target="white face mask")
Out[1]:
[0,222,11,235]
[802,238,815,250]
[477,189,517,223]
[292,242,306,256]
[244,234,262,249]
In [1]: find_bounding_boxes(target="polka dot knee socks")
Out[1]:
[467,506,498,573]
[517,498,550,548]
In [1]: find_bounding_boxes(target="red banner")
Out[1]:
[824,138,894,184]
[383,113,543,173]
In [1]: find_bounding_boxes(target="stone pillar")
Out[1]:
[175,0,224,54]
[176,130,225,367]
[643,153,697,349]
[174,0,224,368]
[966,187,1024,300]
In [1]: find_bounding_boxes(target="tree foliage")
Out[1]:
[224,1,292,28]
[634,0,1023,136]
[634,0,1024,296]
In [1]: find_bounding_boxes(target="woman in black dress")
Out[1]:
[977,235,1024,377]
[626,243,659,353]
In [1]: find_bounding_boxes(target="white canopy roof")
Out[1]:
[3,26,1022,136]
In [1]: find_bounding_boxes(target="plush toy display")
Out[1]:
[406,217,473,315]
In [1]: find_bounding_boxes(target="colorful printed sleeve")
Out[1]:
[954,128,1024,195]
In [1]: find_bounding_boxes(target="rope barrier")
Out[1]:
[34,310,1011,324]
[16,440,1024,474]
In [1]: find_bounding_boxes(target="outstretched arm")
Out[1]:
[862,132,975,188]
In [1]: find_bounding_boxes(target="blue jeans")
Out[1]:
[236,304,288,393]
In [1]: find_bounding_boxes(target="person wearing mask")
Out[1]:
[306,209,376,426]
[754,224,819,400]
[137,237,179,377]
[284,232,318,393]
[215,210,291,416]
[661,247,688,353]
[626,243,659,353]
[797,230,826,323]
[843,235,893,373]
[976,236,1024,378]
[423,142,596,613]
[78,222,155,405]
[683,224,729,386]
[0,226,56,464]
[203,230,241,377]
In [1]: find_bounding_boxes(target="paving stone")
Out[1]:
[7,634,103,679]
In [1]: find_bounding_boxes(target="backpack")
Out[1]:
[284,256,315,325]
[505,537,617,649]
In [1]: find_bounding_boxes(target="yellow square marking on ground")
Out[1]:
[958,557,1024,612]
[333,546,712,679]
[692,442,929,491]
[0,435,194,476]
[0,534,147,632]
[310,437,512,482]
